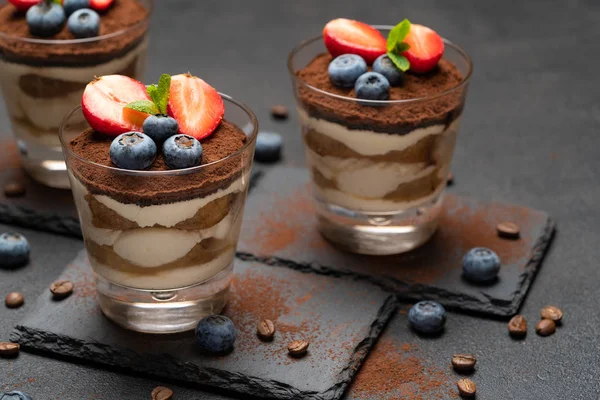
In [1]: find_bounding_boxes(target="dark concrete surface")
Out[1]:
[1,0,600,398]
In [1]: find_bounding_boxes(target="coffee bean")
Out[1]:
[5,292,24,308]
[452,354,477,372]
[271,104,289,120]
[457,378,476,397]
[447,172,454,185]
[536,319,556,336]
[0,342,20,358]
[151,386,173,400]
[508,315,527,338]
[497,222,520,239]
[540,305,563,323]
[3,182,26,198]
[257,319,276,341]
[288,340,309,357]
[50,280,74,299]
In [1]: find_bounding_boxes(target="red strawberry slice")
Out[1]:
[167,74,224,140]
[81,75,150,136]
[323,19,386,64]
[8,0,42,11]
[90,0,114,11]
[402,24,444,73]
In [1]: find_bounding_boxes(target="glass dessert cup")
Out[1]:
[59,96,257,334]
[0,0,152,189]
[288,27,472,255]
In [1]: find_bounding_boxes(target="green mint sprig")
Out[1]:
[386,19,411,72]
[125,74,171,115]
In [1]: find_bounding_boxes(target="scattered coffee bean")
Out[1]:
[288,340,309,357]
[457,378,476,397]
[270,104,289,120]
[536,319,556,336]
[0,342,20,358]
[151,386,173,400]
[5,292,24,308]
[540,305,563,323]
[508,315,527,338]
[447,172,454,185]
[497,221,520,239]
[50,280,74,299]
[452,354,477,372]
[257,319,276,341]
[3,182,26,198]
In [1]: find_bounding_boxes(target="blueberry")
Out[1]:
[109,132,157,170]
[373,54,404,86]
[354,72,390,101]
[254,131,282,163]
[163,134,203,169]
[328,54,367,88]
[26,3,66,38]
[408,301,446,335]
[63,0,90,16]
[67,8,100,38]
[462,247,501,283]
[0,391,33,400]
[0,233,30,268]
[195,315,237,354]
[143,115,179,143]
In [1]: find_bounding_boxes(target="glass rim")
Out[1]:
[0,0,153,45]
[287,24,473,105]
[59,93,259,176]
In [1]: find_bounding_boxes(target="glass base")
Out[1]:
[18,140,70,189]
[315,194,443,255]
[96,263,233,334]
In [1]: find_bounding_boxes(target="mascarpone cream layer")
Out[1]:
[298,108,461,157]
[0,38,148,131]
[90,248,235,290]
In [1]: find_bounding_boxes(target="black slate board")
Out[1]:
[237,167,555,317]
[11,250,396,400]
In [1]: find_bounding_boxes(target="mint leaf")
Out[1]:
[124,100,159,115]
[387,52,410,72]
[386,19,411,53]
[395,42,410,53]
[151,74,171,114]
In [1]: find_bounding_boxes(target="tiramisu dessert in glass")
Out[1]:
[288,18,472,255]
[60,73,257,333]
[0,0,151,188]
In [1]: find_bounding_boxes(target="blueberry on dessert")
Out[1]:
[163,134,203,169]
[67,8,100,38]
[328,54,367,88]
[109,131,157,170]
[26,2,66,38]
[0,233,30,268]
[355,71,390,100]
[63,0,90,16]
[373,54,404,86]
[143,115,179,143]
[195,315,237,354]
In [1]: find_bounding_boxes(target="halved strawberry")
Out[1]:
[8,0,42,12]
[402,24,444,73]
[81,75,150,136]
[323,19,386,64]
[167,74,224,140]
[90,0,114,11]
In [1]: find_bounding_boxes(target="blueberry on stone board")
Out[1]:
[63,0,90,16]
[26,3,66,38]
[67,8,100,38]
[163,134,203,169]
[196,315,237,354]
[0,391,33,400]
[462,247,501,283]
[109,132,157,170]
[0,233,30,268]
[328,54,368,88]
[373,54,404,86]
[254,131,282,163]
[354,72,390,101]
[143,114,179,143]
[408,300,446,335]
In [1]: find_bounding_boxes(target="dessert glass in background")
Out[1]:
[0,0,152,188]
[288,25,472,255]
[59,96,257,334]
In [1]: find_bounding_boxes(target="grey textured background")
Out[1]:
[1,0,600,398]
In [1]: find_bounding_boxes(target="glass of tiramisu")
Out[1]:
[0,0,151,188]
[60,73,257,333]
[288,19,472,255]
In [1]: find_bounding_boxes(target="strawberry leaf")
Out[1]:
[387,52,410,72]
[387,19,411,53]
[124,100,159,115]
